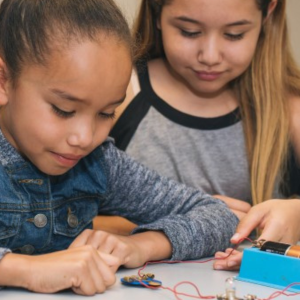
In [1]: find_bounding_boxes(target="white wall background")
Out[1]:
[114,0,141,27]
[114,0,300,66]
[287,0,300,66]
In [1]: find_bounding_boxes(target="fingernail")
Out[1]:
[228,261,237,267]
[214,265,224,270]
[231,233,240,242]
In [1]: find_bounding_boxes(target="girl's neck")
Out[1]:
[148,58,238,118]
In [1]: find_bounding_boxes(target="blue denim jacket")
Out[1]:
[0,130,238,260]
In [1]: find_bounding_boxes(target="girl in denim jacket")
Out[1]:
[0,0,239,295]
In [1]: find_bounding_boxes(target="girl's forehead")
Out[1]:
[18,37,132,99]
[17,30,132,80]
[161,0,263,29]
[163,0,260,16]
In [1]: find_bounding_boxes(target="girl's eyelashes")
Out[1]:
[180,29,244,41]
[99,111,116,120]
[52,104,75,118]
[51,104,116,120]
[225,33,244,41]
[180,29,201,38]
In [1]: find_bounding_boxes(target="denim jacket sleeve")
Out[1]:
[99,141,239,261]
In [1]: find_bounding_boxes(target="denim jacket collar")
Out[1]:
[0,129,25,167]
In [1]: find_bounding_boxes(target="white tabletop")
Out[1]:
[1,257,296,300]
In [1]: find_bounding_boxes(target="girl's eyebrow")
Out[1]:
[174,16,199,25]
[50,88,126,105]
[175,16,253,27]
[226,20,253,27]
[51,89,86,102]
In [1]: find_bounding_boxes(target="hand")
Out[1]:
[70,229,149,269]
[231,199,300,245]
[70,229,134,271]
[213,248,243,271]
[213,199,300,271]
[213,195,251,220]
[70,229,172,269]
[0,246,119,295]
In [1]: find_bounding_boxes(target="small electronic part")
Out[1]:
[253,240,300,258]
[120,273,162,287]
[216,277,257,300]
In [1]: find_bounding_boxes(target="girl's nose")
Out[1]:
[67,121,94,149]
[198,36,222,67]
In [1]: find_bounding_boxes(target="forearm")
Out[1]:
[0,253,29,288]
[128,231,172,263]
[133,201,239,260]
[105,146,239,259]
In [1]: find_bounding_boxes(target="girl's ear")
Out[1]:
[265,0,278,21]
[0,57,10,106]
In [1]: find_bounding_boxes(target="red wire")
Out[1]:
[138,237,254,277]
[134,237,300,300]
[257,282,300,300]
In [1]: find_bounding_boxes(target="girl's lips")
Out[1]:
[51,152,83,167]
[195,71,223,81]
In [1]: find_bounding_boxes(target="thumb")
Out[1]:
[230,208,264,243]
[98,252,121,271]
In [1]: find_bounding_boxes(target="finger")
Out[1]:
[99,252,121,272]
[96,235,130,265]
[85,231,112,250]
[86,249,116,292]
[214,251,228,258]
[96,234,119,254]
[72,252,102,296]
[94,254,116,288]
[107,242,130,265]
[257,222,284,243]
[215,248,238,259]
[231,209,265,243]
[214,195,251,213]
[225,248,237,254]
[99,252,120,266]
[69,229,94,248]
[213,252,243,271]
[214,261,241,271]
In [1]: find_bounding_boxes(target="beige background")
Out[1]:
[287,0,300,65]
[114,0,300,66]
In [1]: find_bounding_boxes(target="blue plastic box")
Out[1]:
[237,247,300,292]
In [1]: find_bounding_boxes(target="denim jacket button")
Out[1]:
[33,214,48,228]
[21,244,35,255]
[67,214,79,228]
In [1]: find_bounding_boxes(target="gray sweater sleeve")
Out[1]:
[98,141,239,261]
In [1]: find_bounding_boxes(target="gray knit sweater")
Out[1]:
[0,131,238,260]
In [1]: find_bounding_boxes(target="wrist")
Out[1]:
[0,253,31,289]
[131,231,172,262]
